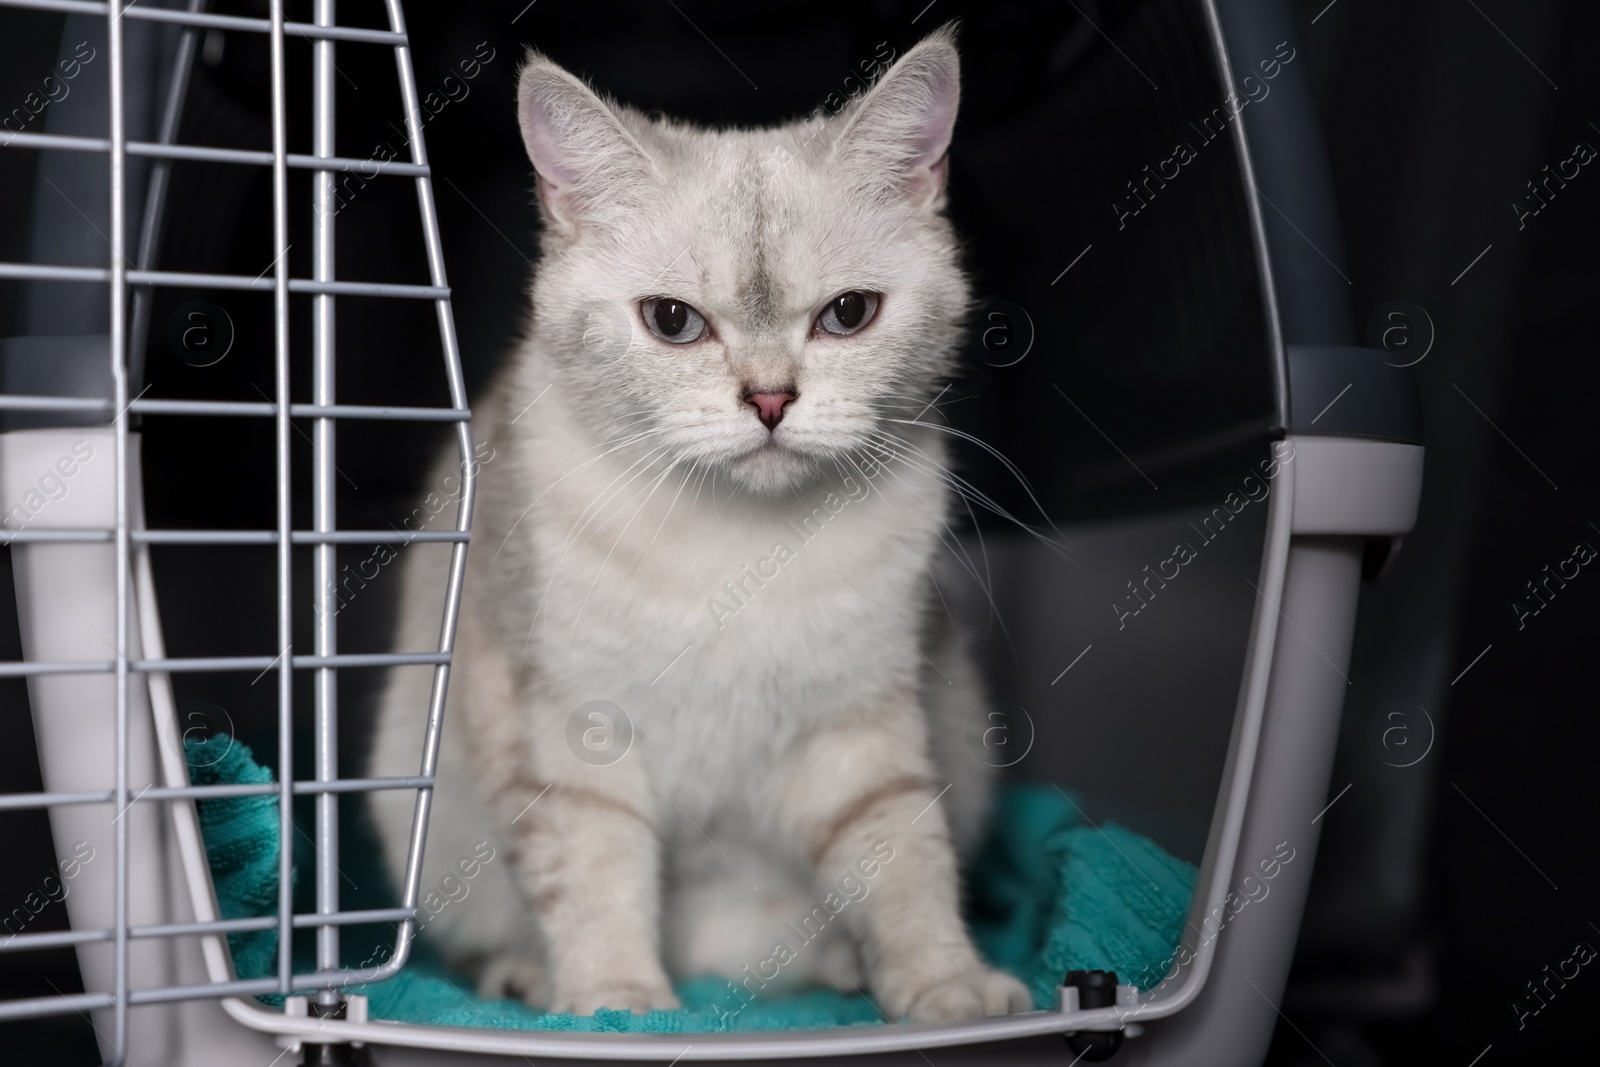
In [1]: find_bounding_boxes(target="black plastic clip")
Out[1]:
[1064,969,1123,1062]
[300,998,370,1067]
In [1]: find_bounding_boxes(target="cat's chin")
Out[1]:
[721,442,823,496]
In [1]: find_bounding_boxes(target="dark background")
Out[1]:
[1267,2,1598,1064]
[0,0,1594,1063]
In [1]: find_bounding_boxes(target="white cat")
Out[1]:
[367,26,1030,1023]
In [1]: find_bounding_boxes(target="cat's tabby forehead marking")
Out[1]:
[694,143,806,331]
[728,167,780,331]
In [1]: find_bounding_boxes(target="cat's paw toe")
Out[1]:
[903,967,1032,1022]
[553,981,681,1015]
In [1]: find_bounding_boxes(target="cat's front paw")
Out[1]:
[888,966,1032,1022]
[552,979,681,1016]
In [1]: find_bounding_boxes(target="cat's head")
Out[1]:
[516,28,969,496]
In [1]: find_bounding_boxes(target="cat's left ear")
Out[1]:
[831,25,961,210]
[516,49,655,235]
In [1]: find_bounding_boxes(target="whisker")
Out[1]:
[839,441,1012,648]
[635,460,700,575]
[566,455,683,642]
[856,438,1013,643]
[872,428,1076,563]
[490,427,671,569]
[531,444,676,640]
[883,418,1071,548]
[672,459,716,559]
[582,407,656,439]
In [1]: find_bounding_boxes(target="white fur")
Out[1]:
[367,27,1029,1022]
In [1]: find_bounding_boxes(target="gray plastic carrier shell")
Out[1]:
[0,0,1421,1064]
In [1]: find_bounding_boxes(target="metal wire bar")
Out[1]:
[268,0,293,1001]
[0,775,436,812]
[0,262,450,299]
[0,992,115,1024]
[166,528,469,542]
[2,529,470,546]
[0,394,111,411]
[312,0,341,1010]
[0,908,421,955]
[0,977,283,1024]
[0,660,107,676]
[0,262,109,283]
[142,401,468,420]
[0,397,470,421]
[0,530,113,543]
[0,652,452,678]
[127,978,280,1005]
[4,530,469,545]
[0,788,110,810]
[301,529,467,542]
[108,0,131,1055]
[0,131,432,177]
[4,0,407,45]
[139,272,450,299]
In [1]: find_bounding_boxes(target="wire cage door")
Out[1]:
[0,1,472,1063]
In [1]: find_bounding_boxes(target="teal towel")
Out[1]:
[186,736,1194,1032]
[185,735,286,981]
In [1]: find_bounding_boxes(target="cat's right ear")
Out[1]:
[516,51,654,236]
[830,25,961,211]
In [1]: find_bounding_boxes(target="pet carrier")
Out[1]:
[0,0,1421,1064]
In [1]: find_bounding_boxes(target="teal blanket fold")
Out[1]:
[185,735,286,981]
[186,735,1194,1032]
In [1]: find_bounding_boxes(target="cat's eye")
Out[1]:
[641,298,708,344]
[816,291,880,336]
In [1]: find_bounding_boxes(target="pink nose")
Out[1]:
[745,390,796,430]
